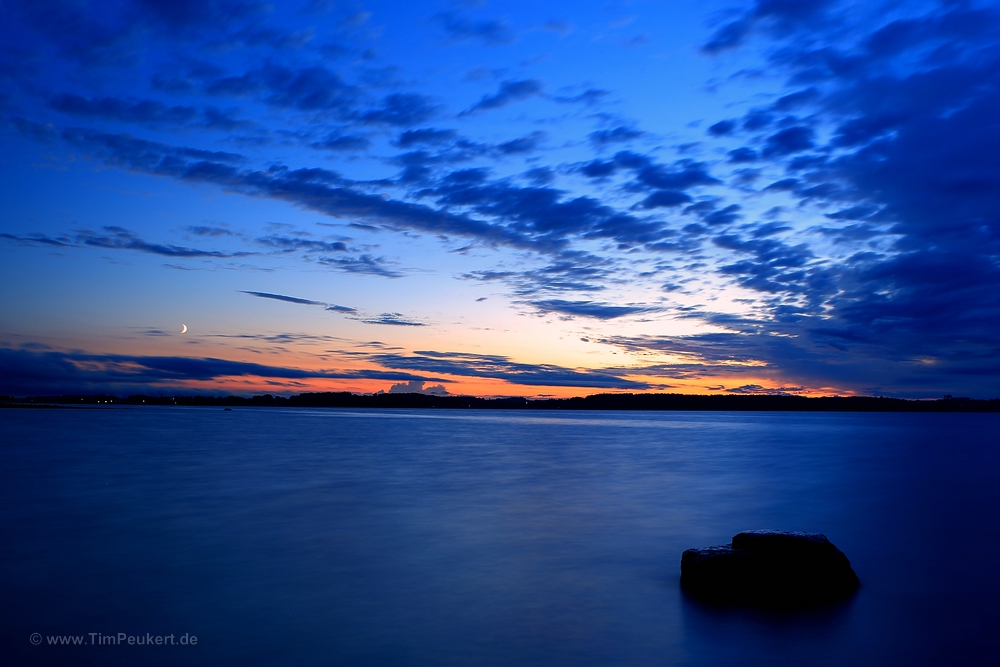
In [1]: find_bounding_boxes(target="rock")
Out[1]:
[680,530,860,607]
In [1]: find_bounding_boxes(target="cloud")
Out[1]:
[240,290,326,306]
[1,227,251,258]
[188,225,235,237]
[240,291,359,315]
[360,312,426,326]
[424,168,675,248]
[725,384,804,395]
[387,379,449,395]
[435,11,515,46]
[43,127,542,251]
[49,94,198,125]
[204,64,359,114]
[553,88,609,106]
[495,131,545,154]
[542,20,573,35]
[312,132,371,151]
[4,0,1000,399]
[691,0,1000,395]
[395,128,458,148]
[761,126,815,156]
[15,119,725,265]
[702,0,836,54]
[371,350,651,389]
[253,234,348,254]
[727,147,758,163]
[359,93,438,126]
[0,346,445,396]
[462,251,613,296]
[240,291,356,315]
[318,255,403,278]
[462,79,543,115]
[529,299,658,320]
[588,126,643,146]
[578,151,720,192]
[633,190,693,209]
[707,119,737,136]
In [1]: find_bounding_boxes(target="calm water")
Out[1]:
[2,407,999,666]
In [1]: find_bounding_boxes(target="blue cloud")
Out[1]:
[529,299,658,320]
[589,126,643,146]
[434,10,515,46]
[371,350,651,389]
[2,227,252,258]
[463,79,543,114]
[361,313,425,326]
[0,346,446,396]
[240,291,327,306]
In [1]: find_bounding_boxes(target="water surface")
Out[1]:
[2,407,998,665]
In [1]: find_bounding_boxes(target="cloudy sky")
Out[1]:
[1,0,998,398]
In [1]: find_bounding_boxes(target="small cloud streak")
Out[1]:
[360,313,426,327]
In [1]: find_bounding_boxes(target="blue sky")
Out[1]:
[2,0,999,398]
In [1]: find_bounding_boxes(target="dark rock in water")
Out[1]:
[680,530,860,607]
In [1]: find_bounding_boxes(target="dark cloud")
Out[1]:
[634,190,692,209]
[1,227,251,258]
[361,313,425,326]
[578,152,721,193]
[312,132,371,151]
[7,117,59,141]
[707,119,736,136]
[240,290,326,306]
[4,0,265,67]
[727,147,758,163]
[702,0,836,53]
[49,94,198,125]
[496,131,544,154]
[43,127,540,251]
[133,0,266,30]
[204,64,359,115]
[434,11,515,46]
[424,169,669,247]
[529,299,658,320]
[695,0,1000,395]
[359,93,438,127]
[552,88,609,106]
[761,126,815,156]
[395,128,458,148]
[462,251,613,296]
[462,79,543,115]
[588,126,643,146]
[253,233,348,254]
[725,384,804,394]
[318,255,403,278]
[0,346,442,396]
[523,166,555,185]
[371,350,651,389]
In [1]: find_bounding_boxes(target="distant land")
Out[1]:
[2,392,999,412]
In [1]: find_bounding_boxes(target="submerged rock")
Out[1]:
[680,530,860,607]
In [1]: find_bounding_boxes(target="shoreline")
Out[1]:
[3,392,998,413]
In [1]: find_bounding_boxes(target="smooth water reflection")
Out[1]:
[2,407,998,665]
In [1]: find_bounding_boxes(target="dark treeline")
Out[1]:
[3,392,1000,412]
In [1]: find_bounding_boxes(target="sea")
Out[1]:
[2,407,999,666]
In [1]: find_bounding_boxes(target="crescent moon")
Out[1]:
[181,324,188,334]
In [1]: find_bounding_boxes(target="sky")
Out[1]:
[1,0,999,399]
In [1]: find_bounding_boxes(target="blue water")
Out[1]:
[2,407,999,666]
